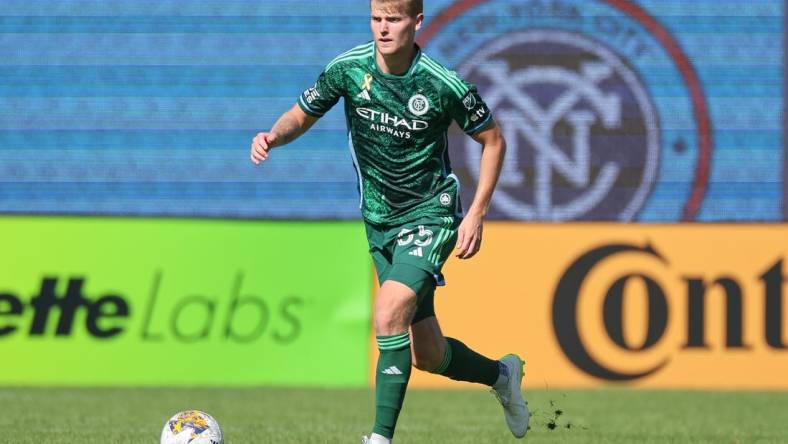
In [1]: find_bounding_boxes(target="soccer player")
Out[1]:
[250,0,528,441]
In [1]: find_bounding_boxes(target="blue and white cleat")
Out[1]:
[491,354,530,438]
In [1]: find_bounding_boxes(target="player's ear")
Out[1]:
[414,13,424,31]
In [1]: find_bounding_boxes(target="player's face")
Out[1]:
[370,2,423,56]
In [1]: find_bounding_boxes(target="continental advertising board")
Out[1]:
[0,218,370,386]
[406,223,788,389]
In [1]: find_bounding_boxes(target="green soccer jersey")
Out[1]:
[297,42,493,227]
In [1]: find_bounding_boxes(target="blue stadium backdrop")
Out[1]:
[0,0,783,221]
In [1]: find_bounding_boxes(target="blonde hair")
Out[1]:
[371,0,423,17]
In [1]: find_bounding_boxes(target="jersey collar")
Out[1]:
[372,43,422,79]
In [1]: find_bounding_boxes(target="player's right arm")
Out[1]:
[250,105,317,165]
[250,64,345,165]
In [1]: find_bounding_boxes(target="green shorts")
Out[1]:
[364,215,460,322]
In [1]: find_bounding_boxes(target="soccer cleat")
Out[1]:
[491,354,529,438]
[362,434,391,444]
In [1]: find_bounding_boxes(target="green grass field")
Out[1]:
[1,387,786,443]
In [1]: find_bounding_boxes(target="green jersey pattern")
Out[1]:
[298,42,493,227]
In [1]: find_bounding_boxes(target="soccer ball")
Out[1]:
[160,410,224,444]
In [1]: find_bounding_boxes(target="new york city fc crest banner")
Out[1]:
[0,0,783,222]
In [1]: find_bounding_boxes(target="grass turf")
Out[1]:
[0,387,786,443]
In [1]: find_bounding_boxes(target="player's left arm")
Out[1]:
[455,120,506,259]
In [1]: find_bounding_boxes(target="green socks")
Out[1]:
[372,334,501,438]
[373,332,412,439]
[435,337,500,386]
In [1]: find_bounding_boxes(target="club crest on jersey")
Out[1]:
[407,94,430,116]
[439,193,452,206]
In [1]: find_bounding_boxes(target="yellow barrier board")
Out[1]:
[390,223,788,389]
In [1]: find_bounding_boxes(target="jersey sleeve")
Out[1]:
[448,80,494,136]
[297,66,344,118]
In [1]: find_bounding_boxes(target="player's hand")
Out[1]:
[250,132,277,165]
[455,211,483,259]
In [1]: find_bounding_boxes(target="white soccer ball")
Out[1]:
[160,410,224,444]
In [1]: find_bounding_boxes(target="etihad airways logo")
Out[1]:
[355,107,429,139]
[355,108,428,130]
